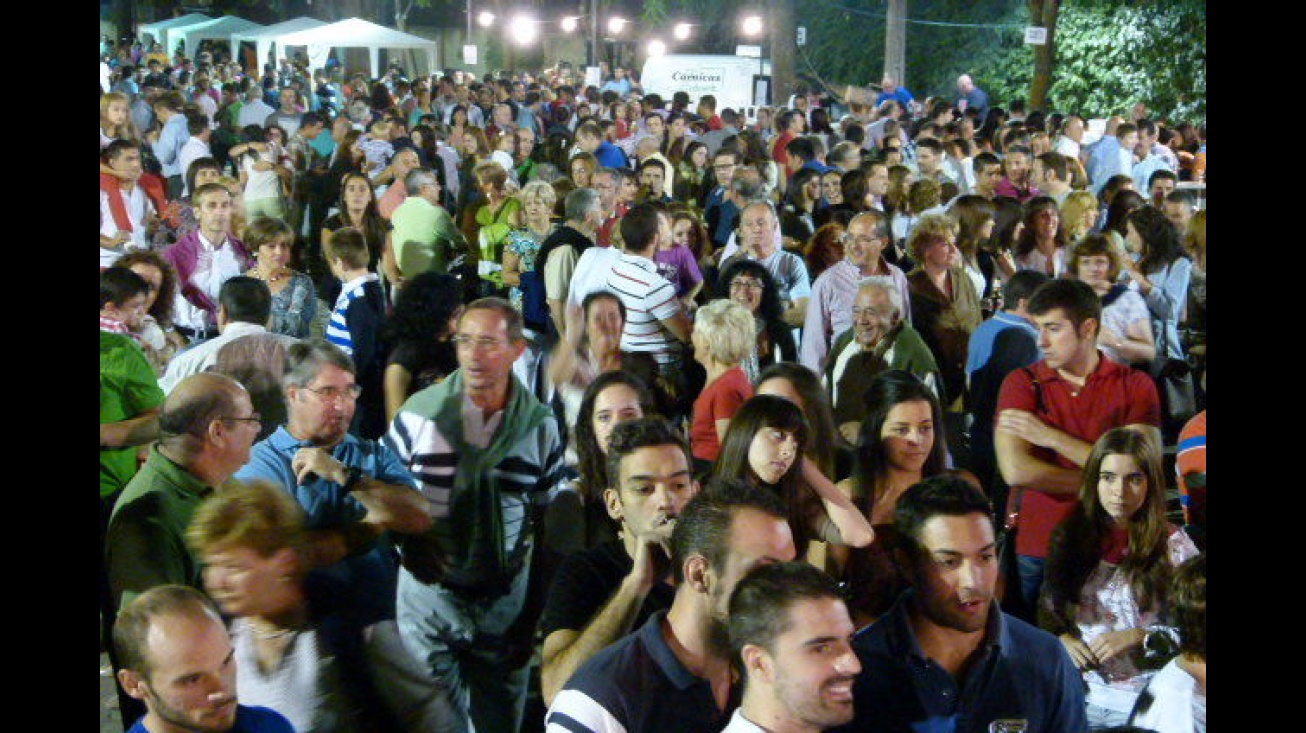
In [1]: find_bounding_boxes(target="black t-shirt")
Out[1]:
[386,340,457,399]
[538,540,676,639]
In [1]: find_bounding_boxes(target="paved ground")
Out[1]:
[100,651,124,733]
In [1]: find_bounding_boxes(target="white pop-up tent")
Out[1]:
[273,17,438,78]
[231,17,329,77]
[138,13,212,49]
[171,16,265,60]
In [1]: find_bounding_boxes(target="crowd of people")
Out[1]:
[100,37,1207,733]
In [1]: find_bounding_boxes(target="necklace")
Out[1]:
[246,619,300,640]
[256,266,289,284]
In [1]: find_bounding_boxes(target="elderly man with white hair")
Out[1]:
[823,276,940,441]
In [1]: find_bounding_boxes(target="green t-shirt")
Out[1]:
[100,331,165,498]
[391,195,465,277]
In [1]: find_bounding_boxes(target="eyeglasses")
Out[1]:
[303,384,362,402]
[218,413,262,427]
[843,235,882,246]
[713,163,736,171]
[730,279,765,292]
[452,334,510,351]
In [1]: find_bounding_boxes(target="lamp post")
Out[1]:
[741,15,767,105]
[589,0,598,68]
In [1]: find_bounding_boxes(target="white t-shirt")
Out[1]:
[567,245,623,310]
[242,148,282,202]
[178,137,212,197]
[99,185,155,252]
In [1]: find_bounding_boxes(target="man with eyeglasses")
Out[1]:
[703,150,742,250]
[160,276,295,394]
[718,201,812,327]
[801,210,912,374]
[386,297,565,733]
[107,372,262,612]
[233,339,431,624]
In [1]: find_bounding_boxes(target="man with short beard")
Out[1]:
[832,475,1086,733]
[545,479,796,732]
[724,562,860,732]
[115,585,294,733]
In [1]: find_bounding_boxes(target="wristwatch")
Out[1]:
[341,465,364,493]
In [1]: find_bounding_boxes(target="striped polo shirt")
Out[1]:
[605,252,683,371]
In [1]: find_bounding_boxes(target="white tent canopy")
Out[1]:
[171,16,265,60]
[273,17,438,79]
[231,17,329,77]
[138,13,212,49]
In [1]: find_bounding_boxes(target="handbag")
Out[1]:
[1149,266,1197,435]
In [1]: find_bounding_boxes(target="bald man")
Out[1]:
[105,372,263,612]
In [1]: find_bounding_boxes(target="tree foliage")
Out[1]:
[799,0,1204,121]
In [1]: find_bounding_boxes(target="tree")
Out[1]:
[1026,0,1060,110]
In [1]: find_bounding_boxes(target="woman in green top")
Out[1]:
[471,160,522,298]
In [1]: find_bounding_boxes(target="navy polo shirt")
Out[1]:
[831,591,1087,733]
[545,610,737,733]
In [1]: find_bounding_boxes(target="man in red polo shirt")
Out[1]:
[994,278,1160,614]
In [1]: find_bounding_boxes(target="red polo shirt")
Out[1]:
[996,354,1159,557]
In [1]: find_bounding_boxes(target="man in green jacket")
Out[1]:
[825,276,940,441]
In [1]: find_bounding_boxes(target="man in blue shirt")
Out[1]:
[956,74,989,119]
[832,475,1087,733]
[576,120,628,170]
[600,66,633,97]
[234,339,431,622]
[965,270,1048,494]
[703,149,743,249]
[874,74,915,111]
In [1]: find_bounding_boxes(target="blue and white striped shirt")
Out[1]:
[325,273,380,356]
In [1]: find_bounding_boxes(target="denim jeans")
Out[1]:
[1017,554,1046,613]
[396,560,534,733]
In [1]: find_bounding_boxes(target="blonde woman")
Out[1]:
[502,180,559,332]
[187,481,461,733]
[689,298,757,471]
[905,212,981,409]
[1060,189,1101,243]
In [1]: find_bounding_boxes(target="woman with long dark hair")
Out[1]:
[755,361,849,482]
[322,172,389,266]
[1040,427,1199,729]
[556,371,661,553]
[718,259,798,383]
[672,141,710,209]
[834,370,977,626]
[110,251,184,375]
[1121,205,1192,366]
[1102,188,1145,255]
[710,395,873,561]
[779,167,822,246]
[1013,195,1069,276]
[382,271,462,423]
